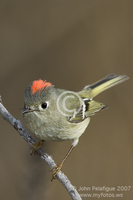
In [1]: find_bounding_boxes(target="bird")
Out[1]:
[22,74,129,180]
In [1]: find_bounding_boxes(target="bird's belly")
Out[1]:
[23,112,90,142]
[34,118,90,142]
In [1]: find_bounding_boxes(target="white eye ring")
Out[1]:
[40,101,49,110]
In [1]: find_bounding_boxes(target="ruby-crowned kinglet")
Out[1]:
[22,74,128,180]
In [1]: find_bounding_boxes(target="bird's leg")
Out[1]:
[30,140,44,155]
[51,145,74,181]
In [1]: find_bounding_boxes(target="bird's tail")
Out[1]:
[78,74,129,99]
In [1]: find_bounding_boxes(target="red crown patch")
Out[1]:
[32,79,52,94]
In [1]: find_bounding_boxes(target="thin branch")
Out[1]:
[0,96,82,200]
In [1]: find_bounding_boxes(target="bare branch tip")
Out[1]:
[0,95,2,103]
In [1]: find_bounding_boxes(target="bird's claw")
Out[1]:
[50,162,63,181]
[30,140,44,155]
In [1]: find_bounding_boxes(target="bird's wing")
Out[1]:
[85,100,108,117]
[68,99,108,123]
[68,104,86,123]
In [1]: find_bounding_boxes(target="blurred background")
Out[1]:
[0,1,132,199]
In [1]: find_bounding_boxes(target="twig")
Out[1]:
[0,96,82,200]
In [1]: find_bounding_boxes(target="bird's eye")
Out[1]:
[41,102,48,109]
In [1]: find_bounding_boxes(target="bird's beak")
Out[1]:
[22,105,38,114]
[22,108,34,114]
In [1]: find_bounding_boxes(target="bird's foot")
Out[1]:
[30,140,44,155]
[50,162,63,181]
